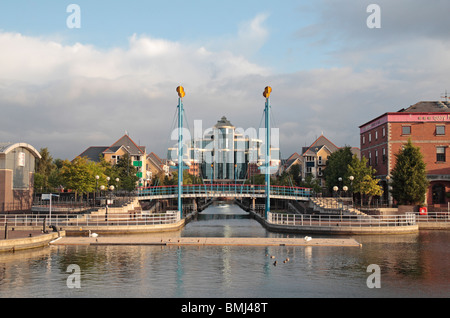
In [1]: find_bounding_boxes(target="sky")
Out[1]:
[0,0,449,160]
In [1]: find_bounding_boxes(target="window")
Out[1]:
[436,125,445,136]
[382,127,386,137]
[382,148,386,163]
[375,150,378,165]
[402,126,411,135]
[362,135,365,144]
[375,131,378,140]
[369,133,372,142]
[437,147,446,162]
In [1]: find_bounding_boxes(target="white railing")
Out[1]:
[415,212,450,223]
[267,212,417,227]
[0,212,181,228]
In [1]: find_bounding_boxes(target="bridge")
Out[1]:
[156,85,304,219]
[137,184,312,201]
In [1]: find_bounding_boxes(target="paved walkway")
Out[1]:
[0,230,48,240]
[50,235,362,247]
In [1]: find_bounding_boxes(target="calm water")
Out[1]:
[0,203,448,298]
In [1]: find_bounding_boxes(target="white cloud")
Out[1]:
[1,3,450,162]
[0,30,271,159]
[203,12,270,59]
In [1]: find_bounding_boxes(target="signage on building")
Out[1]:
[17,152,25,167]
[360,113,450,133]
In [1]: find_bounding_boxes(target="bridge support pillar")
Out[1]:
[193,198,198,212]
[176,86,185,218]
[263,86,272,220]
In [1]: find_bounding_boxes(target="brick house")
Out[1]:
[359,101,450,206]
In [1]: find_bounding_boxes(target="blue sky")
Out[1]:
[0,1,325,71]
[0,1,449,160]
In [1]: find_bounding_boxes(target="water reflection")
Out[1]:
[0,202,448,297]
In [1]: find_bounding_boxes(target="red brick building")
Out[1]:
[359,101,450,207]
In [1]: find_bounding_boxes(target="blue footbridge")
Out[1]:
[137,184,312,201]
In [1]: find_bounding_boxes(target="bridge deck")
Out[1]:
[137,184,312,201]
[51,236,361,247]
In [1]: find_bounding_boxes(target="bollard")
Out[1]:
[43,216,47,233]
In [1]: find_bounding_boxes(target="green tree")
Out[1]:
[300,174,322,194]
[245,173,266,185]
[390,140,429,205]
[323,146,354,194]
[359,175,383,206]
[113,153,139,191]
[275,164,299,186]
[48,160,64,191]
[168,169,202,186]
[347,155,383,204]
[60,157,96,199]
[287,164,302,185]
[274,172,292,186]
[35,147,56,192]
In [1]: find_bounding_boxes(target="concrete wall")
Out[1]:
[0,232,62,253]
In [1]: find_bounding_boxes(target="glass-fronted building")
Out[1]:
[169,116,265,183]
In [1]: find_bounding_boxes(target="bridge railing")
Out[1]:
[137,184,312,198]
[0,212,181,228]
[267,212,416,227]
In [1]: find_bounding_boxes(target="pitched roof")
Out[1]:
[77,146,109,162]
[148,152,163,165]
[76,134,147,162]
[399,101,450,113]
[214,116,234,128]
[147,153,164,172]
[302,135,339,156]
[284,152,302,167]
[103,134,145,155]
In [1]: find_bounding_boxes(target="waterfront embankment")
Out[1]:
[0,230,63,253]
[50,235,362,247]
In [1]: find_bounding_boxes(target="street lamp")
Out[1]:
[333,186,339,210]
[333,185,338,197]
[94,175,99,207]
[386,175,391,207]
[106,185,114,222]
[115,177,120,197]
[349,175,354,206]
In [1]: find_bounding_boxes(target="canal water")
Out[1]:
[0,202,448,299]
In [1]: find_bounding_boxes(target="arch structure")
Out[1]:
[0,142,42,212]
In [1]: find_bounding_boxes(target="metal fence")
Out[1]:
[415,212,450,223]
[138,184,312,198]
[267,212,417,227]
[0,212,181,228]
